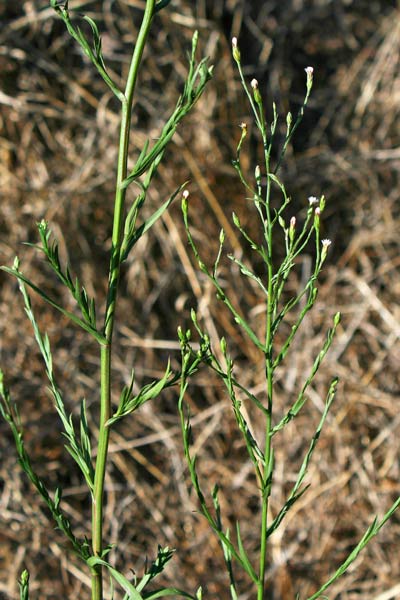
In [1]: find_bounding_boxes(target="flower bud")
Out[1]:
[314,206,321,228]
[220,337,227,354]
[321,238,332,261]
[289,216,296,241]
[232,37,241,63]
[182,189,189,213]
[251,79,262,104]
[305,66,314,92]
[334,312,341,326]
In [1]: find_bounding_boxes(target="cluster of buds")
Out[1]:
[230,40,328,261]
[309,197,332,259]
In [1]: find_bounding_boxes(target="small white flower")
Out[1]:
[308,196,319,205]
[315,207,321,216]
[232,37,241,62]
[251,78,259,89]
[239,122,247,130]
[322,239,331,247]
[290,216,296,228]
[183,190,189,199]
[305,66,314,76]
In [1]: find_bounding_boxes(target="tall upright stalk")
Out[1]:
[91,2,156,598]
[258,106,274,600]
[179,40,341,600]
[0,1,211,598]
[178,37,400,599]
[258,256,274,600]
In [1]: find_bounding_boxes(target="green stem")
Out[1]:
[258,342,273,600]
[258,146,274,600]
[91,2,156,599]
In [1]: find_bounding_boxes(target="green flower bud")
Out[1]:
[232,37,241,63]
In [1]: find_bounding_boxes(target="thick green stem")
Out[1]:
[91,2,156,599]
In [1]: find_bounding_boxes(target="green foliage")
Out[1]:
[49,0,124,99]
[1,254,106,344]
[121,31,212,190]
[0,373,90,562]
[1,4,399,600]
[178,38,400,600]
[107,362,173,426]
[0,2,211,599]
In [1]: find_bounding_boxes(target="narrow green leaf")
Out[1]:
[235,522,258,582]
[87,557,143,599]
[0,375,89,560]
[1,265,106,344]
[228,255,269,295]
[144,589,198,599]
[121,184,186,262]
[272,316,340,434]
[107,361,172,426]
[136,546,175,593]
[50,1,123,100]
[305,499,400,600]
[267,379,338,537]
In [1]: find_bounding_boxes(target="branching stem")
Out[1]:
[258,163,275,599]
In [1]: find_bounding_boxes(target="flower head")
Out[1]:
[251,79,262,104]
[289,216,296,241]
[232,37,241,62]
[305,66,314,92]
[321,238,332,261]
[308,196,319,205]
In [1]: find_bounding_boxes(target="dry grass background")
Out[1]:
[0,1,400,598]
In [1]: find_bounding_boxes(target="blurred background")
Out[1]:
[0,1,399,598]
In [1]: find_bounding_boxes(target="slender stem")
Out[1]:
[91,2,156,599]
[258,145,274,600]
[258,331,273,600]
